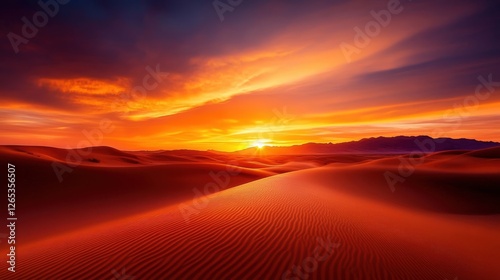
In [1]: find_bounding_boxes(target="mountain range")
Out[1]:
[235,136,500,155]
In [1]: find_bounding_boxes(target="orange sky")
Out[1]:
[1,0,499,151]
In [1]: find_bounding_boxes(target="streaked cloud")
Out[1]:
[1,0,499,151]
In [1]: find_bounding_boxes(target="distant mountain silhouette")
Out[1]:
[235,136,500,155]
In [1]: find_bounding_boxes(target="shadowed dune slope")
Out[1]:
[0,146,275,243]
[6,164,499,279]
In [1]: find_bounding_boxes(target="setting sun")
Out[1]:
[2,0,500,279]
[252,139,267,149]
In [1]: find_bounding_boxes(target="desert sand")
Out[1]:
[1,145,499,279]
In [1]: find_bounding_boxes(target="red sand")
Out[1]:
[1,145,499,279]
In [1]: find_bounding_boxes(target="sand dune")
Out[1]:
[0,146,279,243]
[1,146,499,279]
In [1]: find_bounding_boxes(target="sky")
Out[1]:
[1,0,499,151]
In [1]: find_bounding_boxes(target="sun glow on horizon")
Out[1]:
[252,139,269,149]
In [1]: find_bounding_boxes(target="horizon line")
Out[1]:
[2,135,499,153]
